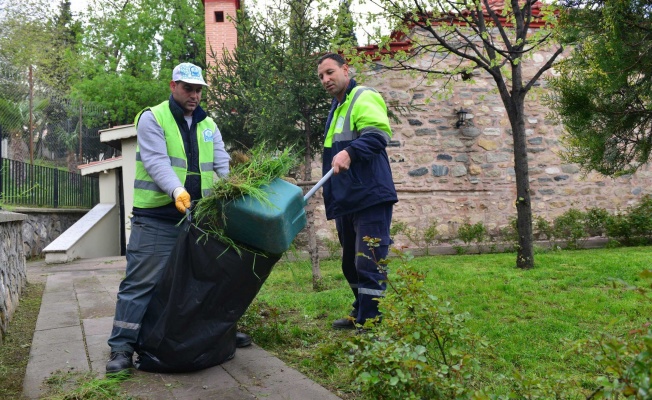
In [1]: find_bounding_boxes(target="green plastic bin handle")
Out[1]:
[303,168,334,204]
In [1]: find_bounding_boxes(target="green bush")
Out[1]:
[346,239,576,399]
[533,214,553,241]
[606,195,652,245]
[391,196,652,255]
[584,207,610,237]
[625,195,652,242]
[391,219,439,254]
[605,213,631,245]
[457,221,487,252]
[583,325,652,399]
[390,220,420,247]
[347,244,487,399]
[553,209,589,249]
[321,227,341,260]
[575,270,652,399]
[422,219,439,255]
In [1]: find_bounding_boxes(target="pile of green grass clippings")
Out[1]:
[193,144,298,250]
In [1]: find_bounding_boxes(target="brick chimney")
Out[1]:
[203,0,241,66]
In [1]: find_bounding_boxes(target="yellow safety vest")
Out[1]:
[133,101,215,208]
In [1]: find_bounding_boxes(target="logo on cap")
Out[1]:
[173,63,208,86]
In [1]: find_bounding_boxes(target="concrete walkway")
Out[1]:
[23,257,341,400]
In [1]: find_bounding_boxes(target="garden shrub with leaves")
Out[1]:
[390,219,439,254]
[606,195,652,246]
[581,324,652,399]
[584,207,610,237]
[457,221,487,253]
[553,208,589,249]
[390,220,421,248]
[573,270,652,399]
[346,241,489,399]
[422,219,439,255]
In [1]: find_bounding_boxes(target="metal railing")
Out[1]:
[0,157,99,209]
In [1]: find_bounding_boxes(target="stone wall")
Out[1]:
[0,211,26,341]
[305,46,652,246]
[12,208,87,260]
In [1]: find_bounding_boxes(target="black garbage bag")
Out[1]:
[134,222,281,373]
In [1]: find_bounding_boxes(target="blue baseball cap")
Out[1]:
[172,63,208,86]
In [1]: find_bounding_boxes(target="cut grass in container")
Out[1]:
[193,144,298,252]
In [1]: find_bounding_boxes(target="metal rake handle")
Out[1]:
[303,168,334,203]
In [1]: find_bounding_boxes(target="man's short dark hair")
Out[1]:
[318,53,346,66]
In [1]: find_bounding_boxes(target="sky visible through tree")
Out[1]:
[59,0,388,47]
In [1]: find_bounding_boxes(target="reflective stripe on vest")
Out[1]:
[133,101,215,208]
[324,86,390,148]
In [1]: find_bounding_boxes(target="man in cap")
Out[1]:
[106,62,250,375]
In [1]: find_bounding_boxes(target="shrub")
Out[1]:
[584,207,610,237]
[605,196,652,245]
[391,219,439,253]
[553,209,588,249]
[390,220,420,248]
[347,239,574,399]
[457,221,487,252]
[422,219,439,255]
[321,226,341,260]
[347,242,488,399]
[533,214,552,240]
[605,213,631,244]
[582,325,652,399]
[576,270,652,399]
[625,195,652,242]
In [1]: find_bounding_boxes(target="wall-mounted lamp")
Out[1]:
[455,109,469,128]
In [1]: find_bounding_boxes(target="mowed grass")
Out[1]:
[0,282,45,400]
[242,246,652,398]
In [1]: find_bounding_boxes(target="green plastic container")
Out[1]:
[221,178,307,255]
[219,169,333,255]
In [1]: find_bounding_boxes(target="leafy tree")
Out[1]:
[334,0,358,48]
[38,1,83,91]
[547,0,652,176]
[72,0,206,126]
[0,0,54,68]
[206,0,333,174]
[345,0,564,269]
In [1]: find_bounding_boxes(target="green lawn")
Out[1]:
[242,246,652,399]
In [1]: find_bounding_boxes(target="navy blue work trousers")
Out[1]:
[335,202,393,325]
[108,215,184,353]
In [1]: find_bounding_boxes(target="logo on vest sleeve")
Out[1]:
[202,128,214,142]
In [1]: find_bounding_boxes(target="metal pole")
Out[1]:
[28,65,33,165]
[79,100,83,161]
[0,124,3,208]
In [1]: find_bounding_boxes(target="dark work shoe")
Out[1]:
[236,332,252,348]
[106,351,133,375]
[332,309,357,330]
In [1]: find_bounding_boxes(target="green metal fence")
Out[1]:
[0,157,99,209]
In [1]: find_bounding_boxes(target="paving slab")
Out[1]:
[24,257,342,400]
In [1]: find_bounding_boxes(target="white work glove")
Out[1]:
[172,187,191,213]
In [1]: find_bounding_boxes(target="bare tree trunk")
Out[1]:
[304,124,322,288]
[511,114,534,269]
[501,89,534,269]
[306,202,322,290]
